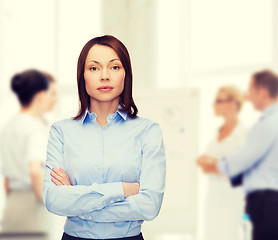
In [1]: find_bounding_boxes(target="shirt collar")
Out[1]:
[80,105,127,125]
[80,108,96,124]
[260,103,278,120]
[117,110,127,121]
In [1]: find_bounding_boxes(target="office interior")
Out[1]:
[0,0,277,239]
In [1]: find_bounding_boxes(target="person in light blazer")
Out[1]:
[197,85,247,240]
[0,69,55,234]
[199,70,278,240]
[42,35,166,240]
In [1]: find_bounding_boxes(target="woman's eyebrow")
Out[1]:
[110,58,121,62]
[88,60,100,64]
[87,59,121,64]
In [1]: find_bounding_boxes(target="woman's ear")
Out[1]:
[34,90,47,104]
[231,101,238,113]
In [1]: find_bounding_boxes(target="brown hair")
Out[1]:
[11,69,50,106]
[73,35,138,120]
[43,71,56,83]
[218,85,245,111]
[252,70,278,99]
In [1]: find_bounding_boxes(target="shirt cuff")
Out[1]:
[78,182,124,221]
[217,157,231,178]
[91,182,125,207]
[100,182,125,203]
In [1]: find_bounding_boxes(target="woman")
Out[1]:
[41,72,58,126]
[0,69,53,233]
[43,72,58,112]
[43,35,166,240]
[196,86,247,240]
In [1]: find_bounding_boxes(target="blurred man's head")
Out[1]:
[248,70,278,111]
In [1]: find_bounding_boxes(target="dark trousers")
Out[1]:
[62,232,144,240]
[246,190,278,240]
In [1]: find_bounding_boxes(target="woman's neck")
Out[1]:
[218,114,238,142]
[89,98,120,128]
[20,104,42,119]
[222,115,238,129]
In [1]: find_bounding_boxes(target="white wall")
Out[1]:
[0,0,102,237]
[154,1,278,239]
[0,0,103,126]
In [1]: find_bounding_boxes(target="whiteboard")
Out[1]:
[53,87,200,238]
[134,88,200,239]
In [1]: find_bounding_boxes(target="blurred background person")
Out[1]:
[200,70,278,240]
[0,69,56,236]
[41,71,58,126]
[197,85,246,240]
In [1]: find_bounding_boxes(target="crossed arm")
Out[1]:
[50,167,139,198]
[43,122,166,222]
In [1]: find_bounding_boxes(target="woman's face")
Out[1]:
[213,90,237,117]
[84,44,125,105]
[45,82,58,112]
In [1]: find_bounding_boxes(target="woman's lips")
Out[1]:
[97,85,113,93]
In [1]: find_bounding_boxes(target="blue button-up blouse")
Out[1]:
[42,108,166,239]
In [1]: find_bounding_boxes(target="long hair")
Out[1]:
[73,35,138,120]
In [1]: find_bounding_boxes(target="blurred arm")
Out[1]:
[4,177,10,195]
[29,161,44,202]
[218,121,278,178]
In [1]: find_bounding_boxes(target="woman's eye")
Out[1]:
[112,66,120,70]
[90,67,98,71]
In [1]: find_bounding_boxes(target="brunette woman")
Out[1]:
[43,35,166,240]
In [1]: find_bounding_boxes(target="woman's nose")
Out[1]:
[100,68,110,81]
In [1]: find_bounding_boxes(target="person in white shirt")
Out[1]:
[41,71,58,126]
[196,85,247,240]
[0,69,55,233]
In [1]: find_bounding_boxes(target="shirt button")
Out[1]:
[110,200,114,203]
[81,216,85,219]
[117,198,121,201]
[109,116,113,119]
[88,216,92,220]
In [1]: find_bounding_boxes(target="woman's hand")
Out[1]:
[196,155,207,167]
[50,168,72,186]
[4,177,11,195]
[123,182,140,198]
[196,155,220,174]
[196,155,210,172]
